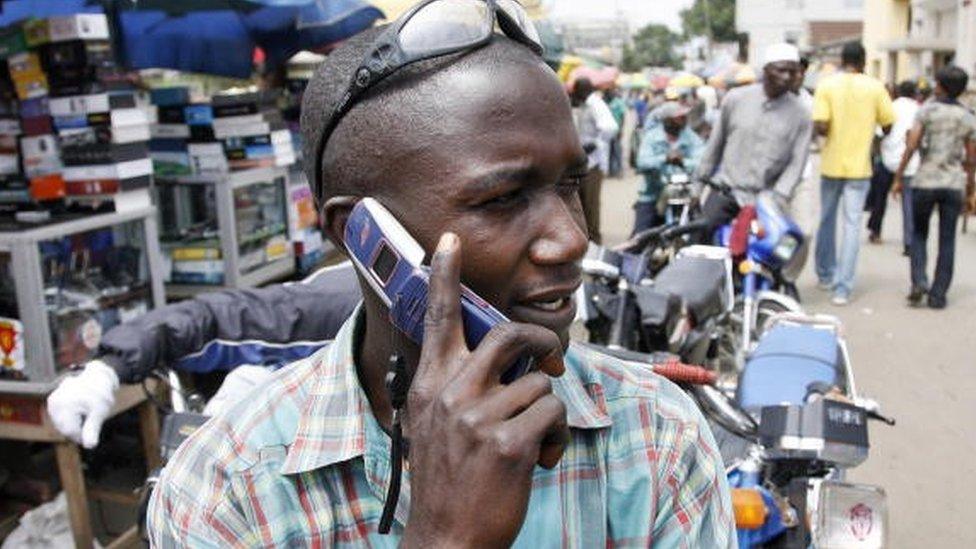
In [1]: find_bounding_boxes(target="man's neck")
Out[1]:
[842,65,863,74]
[355,294,423,433]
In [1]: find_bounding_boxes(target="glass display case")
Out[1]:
[0,207,165,393]
[155,167,294,298]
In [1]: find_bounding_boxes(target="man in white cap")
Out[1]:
[695,42,812,230]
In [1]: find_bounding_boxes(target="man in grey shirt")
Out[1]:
[694,43,812,229]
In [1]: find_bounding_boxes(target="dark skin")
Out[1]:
[814,61,892,137]
[763,60,799,100]
[893,82,976,209]
[663,114,688,165]
[323,59,589,547]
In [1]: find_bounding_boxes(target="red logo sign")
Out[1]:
[849,503,873,541]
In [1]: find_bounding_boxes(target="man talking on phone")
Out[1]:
[147,4,733,547]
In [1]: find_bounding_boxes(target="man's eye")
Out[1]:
[482,188,525,208]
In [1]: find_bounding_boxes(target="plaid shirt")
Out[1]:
[148,310,735,547]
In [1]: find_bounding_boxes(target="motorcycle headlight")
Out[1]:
[772,234,799,263]
[813,481,888,549]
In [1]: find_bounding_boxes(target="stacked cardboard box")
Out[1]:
[150,88,296,176]
[0,14,153,209]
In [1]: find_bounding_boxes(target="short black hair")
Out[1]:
[301,27,546,204]
[840,41,866,68]
[935,65,969,99]
[896,79,917,99]
[799,56,810,71]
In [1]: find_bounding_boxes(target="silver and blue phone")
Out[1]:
[343,198,531,383]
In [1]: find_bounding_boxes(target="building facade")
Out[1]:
[865,0,976,91]
[736,0,865,65]
[550,17,631,65]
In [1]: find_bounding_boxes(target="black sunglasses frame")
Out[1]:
[312,0,544,199]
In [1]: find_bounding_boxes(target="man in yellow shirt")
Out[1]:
[812,42,895,305]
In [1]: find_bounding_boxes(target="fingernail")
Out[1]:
[437,232,458,253]
[541,351,565,377]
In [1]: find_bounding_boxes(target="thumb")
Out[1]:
[80,406,108,449]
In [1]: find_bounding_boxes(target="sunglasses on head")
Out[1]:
[313,0,544,198]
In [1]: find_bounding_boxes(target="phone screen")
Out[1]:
[372,242,399,285]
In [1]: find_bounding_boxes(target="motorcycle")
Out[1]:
[707,185,809,357]
[691,313,895,548]
[579,222,734,370]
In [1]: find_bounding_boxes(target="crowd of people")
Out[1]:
[570,41,976,310]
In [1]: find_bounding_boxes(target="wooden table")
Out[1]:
[0,382,160,549]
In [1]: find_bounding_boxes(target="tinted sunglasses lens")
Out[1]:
[399,0,492,56]
[496,0,541,46]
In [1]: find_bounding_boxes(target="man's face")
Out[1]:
[764,61,799,98]
[372,61,588,348]
[663,115,686,136]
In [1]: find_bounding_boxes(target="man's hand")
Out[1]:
[402,233,570,548]
[47,360,119,448]
[891,174,904,199]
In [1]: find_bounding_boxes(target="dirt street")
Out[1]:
[598,167,976,547]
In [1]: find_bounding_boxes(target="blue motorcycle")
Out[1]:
[706,187,809,374]
[692,313,895,548]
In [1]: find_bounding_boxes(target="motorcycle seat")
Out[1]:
[736,324,842,410]
[652,256,727,322]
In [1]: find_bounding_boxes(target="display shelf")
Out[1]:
[0,206,165,394]
[155,166,295,297]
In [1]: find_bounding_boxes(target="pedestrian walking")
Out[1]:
[812,41,895,306]
[866,80,920,254]
[571,77,619,244]
[606,88,627,178]
[893,66,976,309]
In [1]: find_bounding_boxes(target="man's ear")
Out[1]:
[321,195,360,250]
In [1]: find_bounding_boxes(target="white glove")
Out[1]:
[47,360,119,449]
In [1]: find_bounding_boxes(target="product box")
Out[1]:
[64,174,151,195]
[150,87,191,107]
[28,172,65,201]
[18,96,48,119]
[20,116,53,136]
[157,104,214,126]
[0,175,31,204]
[0,25,27,59]
[19,134,61,178]
[170,259,224,285]
[12,71,47,100]
[6,51,42,79]
[47,14,110,43]
[58,123,150,145]
[0,153,18,175]
[62,157,152,182]
[48,92,136,117]
[0,116,20,135]
[61,141,148,166]
[22,19,50,48]
[53,107,149,131]
[39,39,114,71]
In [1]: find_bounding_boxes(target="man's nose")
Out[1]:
[529,194,588,265]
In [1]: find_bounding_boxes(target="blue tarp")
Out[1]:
[0,0,384,78]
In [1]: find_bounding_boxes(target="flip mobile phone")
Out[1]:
[343,198,531,383]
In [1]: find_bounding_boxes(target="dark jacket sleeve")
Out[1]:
[99,262,362,383]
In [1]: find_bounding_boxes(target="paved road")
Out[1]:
[598,168,976,547]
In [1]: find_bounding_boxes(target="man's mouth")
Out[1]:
[508,282,581,332]
[526,296,572,312]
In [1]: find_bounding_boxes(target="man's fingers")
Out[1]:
[416,233,466,376]
[460,322,565,388]
[503,394,569,470]
[80,412,107,449]
[469,372,555,422]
